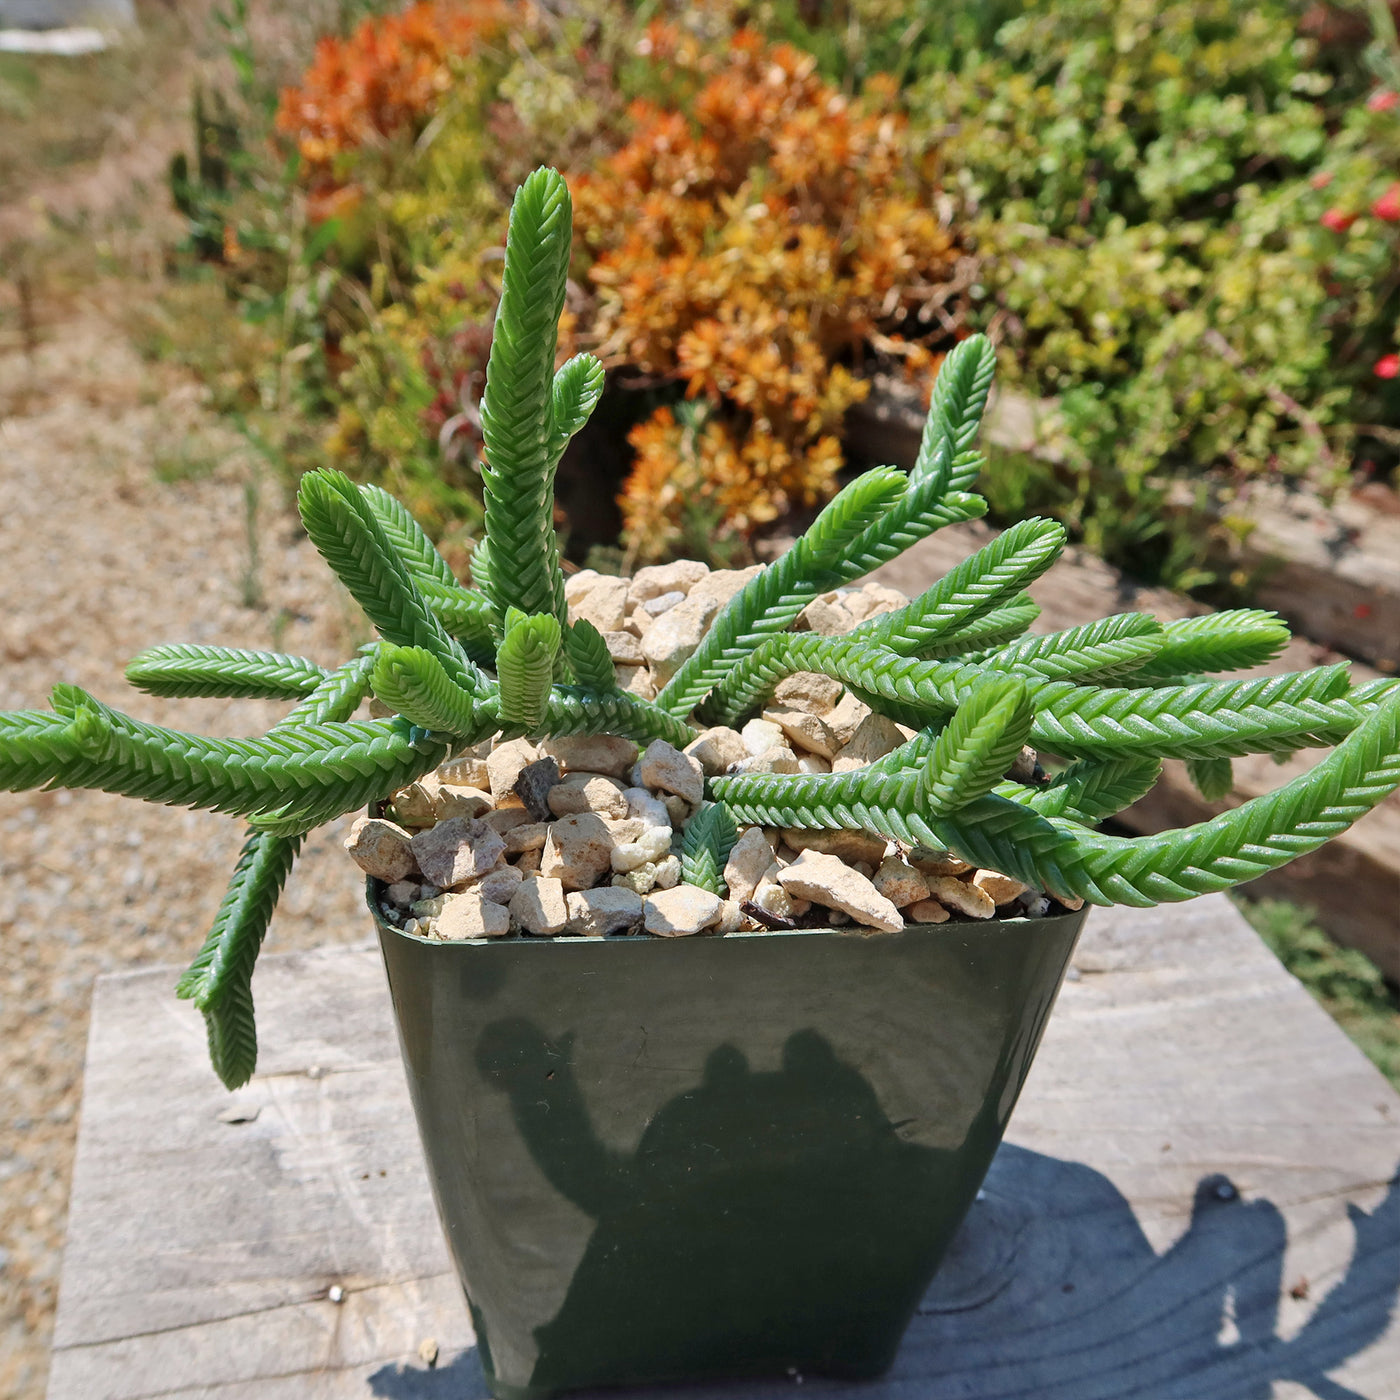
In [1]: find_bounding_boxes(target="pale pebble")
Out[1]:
[541,734,639,780]
[612,863,658,896]
[925,875,997,920]
[628,559,710,603]
[411,817,506,890]
[825,691,872,747]
[485,739,539,808]
[761,706,839,759]
[548,772,630,820]
[723,826,774,904]
[972,869,1029,905]
[477,864,524,904]
[873,855,930,908]
[772,671,845,715]
[636,739,705,805]
[644,885,723,937]
[728,747,800,775]
[540,813,617,892]
[344,816,417,883]
[905,898,951,925]
[565,886,645,936]
[564,570,630,633]
[642,589,686,616]
[436,892,510,939]
[624,787,672,828]
[641,593,722,684]
[603,631,645,666]
[510,876,569,936]
[685,725,748,776]
[781,828,887,866]
[776,850,902,933]
[740,718,785,756]
[831,712,908,772]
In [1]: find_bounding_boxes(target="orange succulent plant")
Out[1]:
[571,28,964,559]
[275,0,506,185]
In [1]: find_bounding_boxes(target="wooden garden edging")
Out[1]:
[849,382,1400,675]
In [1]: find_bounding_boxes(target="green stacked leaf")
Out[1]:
[496,610,563,731]
[856,517,1066,658]
[1185,756,1234,802]
[371,645,483,738]
[678,803,738,896]
[298,468,481,698]
[561,619,618,694]
[1123,610,1291,681]
[177,829,303,1088]
[922,678,1033,814]
[913,335,998,489]
[126,645,330,701]
[982,612,1164,682]
[478,169,575,625]
[660,466,908,719]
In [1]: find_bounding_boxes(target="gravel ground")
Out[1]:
[0,320,371,1398]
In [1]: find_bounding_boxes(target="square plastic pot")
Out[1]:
[374,898,1087,1399]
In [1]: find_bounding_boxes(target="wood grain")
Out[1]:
[47,899,1400,1399]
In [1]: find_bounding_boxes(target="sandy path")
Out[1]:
[0,318,371,1398]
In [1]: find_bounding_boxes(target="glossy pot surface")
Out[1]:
[375,903,1087,1399]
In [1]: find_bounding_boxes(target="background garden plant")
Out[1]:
[570,28,965,560]
[4,168,1400,1095]
[149,0,1400,591]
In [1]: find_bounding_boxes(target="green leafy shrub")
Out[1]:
[4,168,1399,1092]
[893,0,1396,585]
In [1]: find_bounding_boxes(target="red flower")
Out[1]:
[1374,184,1400,222]
[1374,354,1400,379]
[1310,170,1334,190]
[1367,89,1400,113]
[1320,207,1356,233]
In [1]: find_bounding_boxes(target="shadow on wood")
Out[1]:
[367,1145,1400,1400]
[48,904,1400,1399]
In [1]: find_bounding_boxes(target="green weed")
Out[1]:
[1236,895,1400,1089]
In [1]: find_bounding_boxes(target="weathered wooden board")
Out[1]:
[47,898,1400,1399]
[850,381,1400,672]
[871,525,1400,982]
[1239,480,1400,677]
[45,942,474,1400]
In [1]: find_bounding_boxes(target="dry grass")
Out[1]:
[0,6,392,1395]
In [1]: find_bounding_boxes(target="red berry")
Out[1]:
[1374,354,1400,379]
[1321,207,1357,233]
[1374,184,1400,222]
[1367,89,1400,112]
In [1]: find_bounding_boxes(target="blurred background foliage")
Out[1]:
[150,0,1400,585]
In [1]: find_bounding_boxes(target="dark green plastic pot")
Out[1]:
[374,897,1086,1399]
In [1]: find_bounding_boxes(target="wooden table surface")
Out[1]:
[46,895,1400,1400]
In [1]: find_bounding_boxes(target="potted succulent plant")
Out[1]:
[5,168,1400,1398]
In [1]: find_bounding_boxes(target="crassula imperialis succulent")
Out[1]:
[2,168,1398,1088]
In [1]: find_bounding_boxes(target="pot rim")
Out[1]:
[366,877,1088,949]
